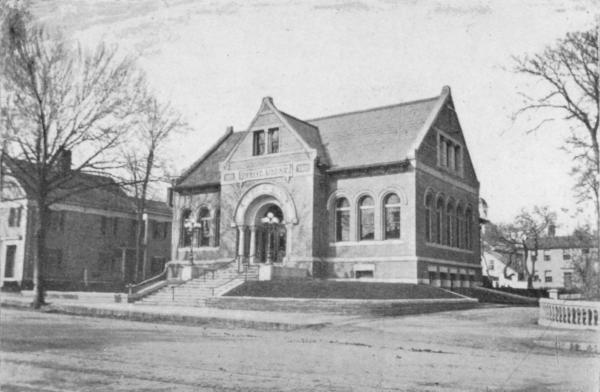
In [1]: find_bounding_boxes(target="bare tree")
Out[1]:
[123,96,185,282]
[0,5,146,307]
[486,207,556,289]
[513,27,599,252]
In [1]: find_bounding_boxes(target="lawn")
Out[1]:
[225,280,460,299]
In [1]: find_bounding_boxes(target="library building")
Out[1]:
[171,86,481,286]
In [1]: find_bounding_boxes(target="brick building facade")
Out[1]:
[171,86,481,286]
[0,158,172,291]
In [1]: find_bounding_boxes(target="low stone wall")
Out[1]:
[21,290,123,303]
[205,296,478,316]
[539,298,600,330]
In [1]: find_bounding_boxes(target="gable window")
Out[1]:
[8,207,22,227]
[359,196,375,241]
[425,193,433,242]
[438,133,463,176]
[253,130,265,156]
[435,197,444,244]
[197,207,211,247]
[268,128,279,153]
[384,194,401,240]
[335,198,350,242]
[180,209,192,247]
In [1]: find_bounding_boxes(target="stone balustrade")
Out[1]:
[539,298,600,330]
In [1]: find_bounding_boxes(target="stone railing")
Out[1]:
[539,298,600,330]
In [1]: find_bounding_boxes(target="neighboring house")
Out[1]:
[0,153,172,291]
[170,86,481,286]
[482,250,528,289]
[482,236,596,290]
[526,236,596,290]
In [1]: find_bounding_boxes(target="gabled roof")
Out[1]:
[308,95,441,170]
[177,87,453,187]
[2,158,170,216]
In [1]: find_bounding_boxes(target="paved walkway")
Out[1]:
[0,292,356,330]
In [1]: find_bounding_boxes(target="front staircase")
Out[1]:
[138,264,259,307]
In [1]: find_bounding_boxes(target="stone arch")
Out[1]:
[234,182,298,226]
[378,187,408,207]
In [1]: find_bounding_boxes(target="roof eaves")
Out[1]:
[326,159,411,174]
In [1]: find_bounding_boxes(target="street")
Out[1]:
[0,306,598,391]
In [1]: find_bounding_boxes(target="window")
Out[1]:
[49,210,65,232]
[253,130,265,156]
[543,254,551,261]
[112,217,119,236]
[465,207,473,249]
[435,197,444,244]
[214,209,220,246]
[455,206,463,248]
[531,255,537,262]
[488,260,494,270]
[359,196,375,241]
[150,257,167,276]
[562,251,571,260]
[384,194,401,240]
[544,270,552,283]
[197,207,211,247]
[438,133,463,175]
[582,248,590,255]
[268,128,279,153]
[4,245,16,278]
[163,222,171,240]
[180,209,192,247]
[563,272,573,289]
[8,207,22,227]
[446,201,454,246]
[335,198,350,242]
[518,272,525,281]
[425,193,433,242]
[152,221,162,240]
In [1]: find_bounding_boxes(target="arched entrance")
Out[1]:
[253,204,286,264]
[233,183,297,265]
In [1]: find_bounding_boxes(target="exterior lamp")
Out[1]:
[261,212,280,224]
[184,217,201,264]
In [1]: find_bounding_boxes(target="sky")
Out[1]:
[30,0,598,232]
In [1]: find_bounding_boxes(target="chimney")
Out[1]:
[60,149,71,173]
[226,125,234,134]
[547,224,556,237]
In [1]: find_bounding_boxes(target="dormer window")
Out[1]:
[253,130,265,156]
[437,132,463,175]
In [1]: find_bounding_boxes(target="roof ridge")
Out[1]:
[306,95,440,122]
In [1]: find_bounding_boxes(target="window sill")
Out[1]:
[329,240,404,247]
[178,246,219,251]
[425,242,474,253]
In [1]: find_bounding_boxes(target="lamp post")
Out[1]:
[261,212,280,264]
[184,217,201,265]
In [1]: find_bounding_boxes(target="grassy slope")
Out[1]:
[225,280,460,299]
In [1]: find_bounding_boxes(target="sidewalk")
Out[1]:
[0,292,355,330]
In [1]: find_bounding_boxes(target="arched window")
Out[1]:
[455,205,463,248]
[335,198,350,242]
[214,208,220,246]
[446,200,454,247]
[359,195,375,241]
[197,207,211,247]
[425,193,433,242]
[465,207,473,250]
[435,197,444,244]
[384,193,401,240]
[180,209,192,247]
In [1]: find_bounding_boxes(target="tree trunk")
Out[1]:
[32,203,48,309]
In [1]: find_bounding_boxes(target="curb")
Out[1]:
[0,299,331,331]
